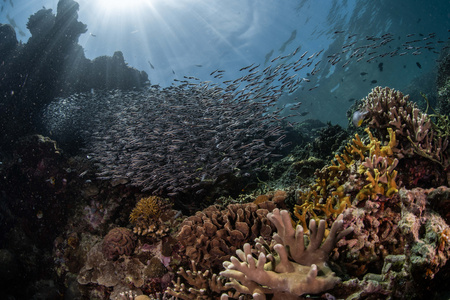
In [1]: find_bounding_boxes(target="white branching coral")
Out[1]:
[220,209,353,300]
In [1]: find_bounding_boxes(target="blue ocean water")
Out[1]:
[2,0,449,125]
[1,1,450,299]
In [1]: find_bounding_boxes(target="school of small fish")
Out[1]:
[44,81,294,196]
[44,29,448,196]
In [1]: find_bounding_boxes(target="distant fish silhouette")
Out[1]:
[416,62,422,69]
[147,61,155,69]
[279,30,297,53]
[264,49,274,65]
[378,62,383,72]
[90,33,96,37]
[6,14,18,28]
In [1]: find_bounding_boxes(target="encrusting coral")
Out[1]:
[334,186,450,299]
[219,209,353,299]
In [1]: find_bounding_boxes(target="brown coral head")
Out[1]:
[102,227,136,260]
[253,194,270,204]
[272,190,287,207]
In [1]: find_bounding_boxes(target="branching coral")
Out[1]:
[220,209,353,299]
[165,260,234,300]
[359,86,449,174]
[294,127,399,231]
[130,196,163,223]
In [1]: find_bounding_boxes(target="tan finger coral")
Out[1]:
[220,209,353,299]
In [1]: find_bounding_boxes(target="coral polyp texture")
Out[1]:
[102,227,137,260]
[220,209,353,299]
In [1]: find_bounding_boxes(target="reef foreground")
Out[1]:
[0,85,449,300]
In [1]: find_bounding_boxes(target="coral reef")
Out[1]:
[165,260,233,300]
[177,201,278,271]
[336,192,405,275]
[220,209,353,299]
[78,234,173,299]
[397,187,450,279]
[334,186,450,299]
[358,86,449,184]
[130,196,177,239]
[437,45,450,116]
[102,227,137,260]
[293,126,399,232]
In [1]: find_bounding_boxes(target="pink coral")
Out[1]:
[102,227,136,260]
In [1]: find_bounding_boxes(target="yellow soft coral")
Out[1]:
[130,196,162,224]
[294,127,400,231]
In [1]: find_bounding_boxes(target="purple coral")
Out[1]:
[102,227,136,260]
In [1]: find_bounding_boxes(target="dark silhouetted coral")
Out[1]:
[0,0,149,147]
[437,45,450,116]
[0,23,18,58]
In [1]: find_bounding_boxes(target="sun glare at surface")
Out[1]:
[93,0,151,14]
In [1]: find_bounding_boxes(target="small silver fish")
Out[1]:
[352,109,369,127]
